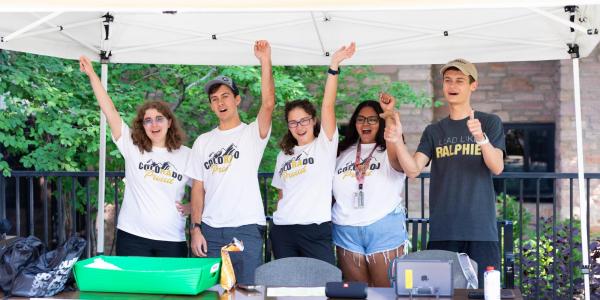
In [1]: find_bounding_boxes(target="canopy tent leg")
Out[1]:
[572,57,590,300]
[96,13,113,256]
[96,62,108,255]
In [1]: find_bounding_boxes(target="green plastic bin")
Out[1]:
[74,256,221,295]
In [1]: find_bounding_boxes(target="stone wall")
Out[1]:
[431,61,560,123]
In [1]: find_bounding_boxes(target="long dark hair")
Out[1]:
[131,100,186,153]
[338,100,386,155]
[279,99,320,155]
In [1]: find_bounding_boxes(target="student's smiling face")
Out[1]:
[209,84,241,122]
[442,69,478,105]
[287,107,316,146]
[355,106,380,144]
[142,108,171,147]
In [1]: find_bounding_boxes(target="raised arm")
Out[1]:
[380,93,421,178]
[79,56,123,140]
[321,42,356,140]
[254,40,275,139]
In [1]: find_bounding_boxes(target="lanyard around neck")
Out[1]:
[354,143,377,189]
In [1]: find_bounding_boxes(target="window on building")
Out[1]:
[495,123,555,202]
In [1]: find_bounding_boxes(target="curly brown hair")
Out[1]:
[131,100,186,153]
[279,99,320,155]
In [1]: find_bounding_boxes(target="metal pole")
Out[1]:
[572,58,590,300]
[97,62,107,255]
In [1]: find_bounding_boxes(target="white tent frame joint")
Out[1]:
[568,43,580,58]
[564,5,599,36]
[102,12,114,41]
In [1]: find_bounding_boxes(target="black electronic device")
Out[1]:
[325,281,368,299]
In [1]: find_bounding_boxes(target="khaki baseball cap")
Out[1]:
[440,58,478,81]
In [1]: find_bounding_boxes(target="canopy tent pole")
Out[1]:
[97,62,107,255]
[96,12,113,255]
[572,56,591,300]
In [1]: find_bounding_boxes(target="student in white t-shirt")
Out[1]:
[270,43,356,265]
[79,56,191,257]
[185,40,275,284]
[332,94,417,286]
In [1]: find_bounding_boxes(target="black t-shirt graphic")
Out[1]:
[417,111,506,241]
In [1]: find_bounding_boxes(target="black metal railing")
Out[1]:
[1,171,598,299]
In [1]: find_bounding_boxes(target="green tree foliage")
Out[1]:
[0,50,435,176]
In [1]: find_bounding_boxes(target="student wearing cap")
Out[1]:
[270,42,355,265]
[406,58,506,287]
[185,40,274,284]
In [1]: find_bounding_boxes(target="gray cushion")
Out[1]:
[254,257,342,287]
[400,250,478,289]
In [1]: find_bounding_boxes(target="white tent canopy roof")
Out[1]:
[1,1,599,65]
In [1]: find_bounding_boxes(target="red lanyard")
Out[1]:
[354,143,377,190]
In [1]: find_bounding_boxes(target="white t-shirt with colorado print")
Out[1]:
[185,121,270,228]
[271,128,338,225]
[112,121,191,242]
[332,143,406,226]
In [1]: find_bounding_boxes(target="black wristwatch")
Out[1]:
[327,67,340,75]
[190,222,202,232]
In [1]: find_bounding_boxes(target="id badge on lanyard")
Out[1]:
[354,186,365,209]
[354,143,376,209]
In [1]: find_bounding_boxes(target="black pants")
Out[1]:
[269,222,335,265]
[427,240,500,288]
[116,229,188,257]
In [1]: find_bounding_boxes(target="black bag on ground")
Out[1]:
[0,236,86,297]
[0,236,44,293]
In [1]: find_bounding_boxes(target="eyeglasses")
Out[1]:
[142,116,166,127]
[288,117,312,128]
[356,116,380,125]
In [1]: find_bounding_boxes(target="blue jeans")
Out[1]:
[201,223,265,284]
[332,206,408,256]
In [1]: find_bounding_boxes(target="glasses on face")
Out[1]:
[287,117,312,128]
[142,116,166,127]
[356,116,380,125]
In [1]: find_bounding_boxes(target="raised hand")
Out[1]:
[330,42,356,69]
[79,56,96,78]
[254,40,271,62]
[384,111,404,144]
[467,110,485,141]
[379,92,396,112]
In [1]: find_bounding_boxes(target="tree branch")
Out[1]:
[172,67,217,112]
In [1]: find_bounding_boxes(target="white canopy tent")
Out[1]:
[1,1,598,298]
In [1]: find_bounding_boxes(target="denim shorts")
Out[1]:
[332,206,409,256]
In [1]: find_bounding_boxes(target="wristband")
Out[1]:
[190,222,202,232]
[476,133,489,145]
[327,67,340,75]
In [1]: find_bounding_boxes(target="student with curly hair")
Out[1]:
[270,43,355,264]
[80,56,191,257]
